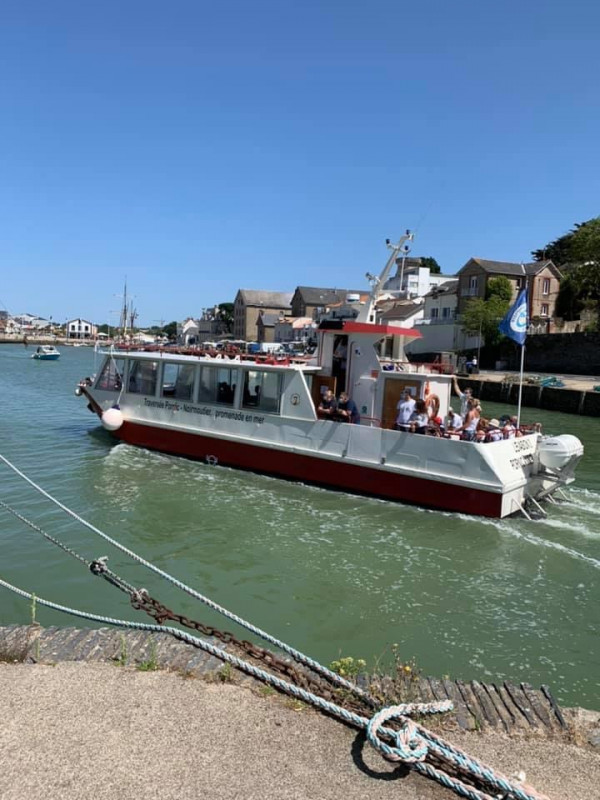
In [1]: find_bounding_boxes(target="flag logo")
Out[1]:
[499,288,528,346]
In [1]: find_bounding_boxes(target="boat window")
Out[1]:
[127,359,159,396]
[197,366,236,405]
[161,362,195,399]
[96,358,124,391]
[242,370,282,414]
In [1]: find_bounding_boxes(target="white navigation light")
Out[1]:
[101,407,124,431]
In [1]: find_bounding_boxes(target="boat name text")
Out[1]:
[512,439,534,453]
[143,398,264,424]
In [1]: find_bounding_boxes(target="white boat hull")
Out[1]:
[83,386,578,518]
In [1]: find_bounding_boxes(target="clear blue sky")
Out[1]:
[1,0,598,326]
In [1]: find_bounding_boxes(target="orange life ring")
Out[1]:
[425,393,440,418]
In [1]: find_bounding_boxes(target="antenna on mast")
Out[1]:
[357,230,414,324]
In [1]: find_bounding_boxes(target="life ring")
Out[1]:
[425,393,440,419]
[205,454,218,466]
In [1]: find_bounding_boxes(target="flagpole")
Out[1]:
[517,344,525,427]
[498,283,528,427]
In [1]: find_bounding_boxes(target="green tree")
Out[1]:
[462,277,512,347]
[555,273,585,321]
[421,256,441,274]
[163,320,178,340]
[531,217,599,265]
[565,217,600,326]
[485,275,512,303]
[217,302,234,334]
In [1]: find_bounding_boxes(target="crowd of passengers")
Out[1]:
[394,377,541,442]
[317,379,541,442]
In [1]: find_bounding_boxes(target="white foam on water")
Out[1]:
[536,515,600,540]
[502,526,600,569]
[561,488,600,517]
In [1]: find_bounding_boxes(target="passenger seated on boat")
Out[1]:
[427,415,444,437]
[475,417,489,443]
[218,381,234,403]
[485,419,503,442]
[455,398,480,441]
[335,392,360,424]
[395,391,415,431]
[408,399,428,434]
[502,419,516,439]
[445,407,462,432]
[317,389,337,418]
[243,385,260,406]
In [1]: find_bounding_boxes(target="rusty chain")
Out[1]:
[128,587,374,717]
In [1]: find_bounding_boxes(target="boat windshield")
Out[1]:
[96,358,124,391]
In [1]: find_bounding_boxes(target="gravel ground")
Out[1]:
[1,662,599,800]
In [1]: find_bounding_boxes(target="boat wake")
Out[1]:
[562,487,600,517]
[452,510,600,569]
[513,529,600,569]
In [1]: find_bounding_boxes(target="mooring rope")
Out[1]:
[0,453,367,699]
[0,574,547,800]
[0,498,377,712]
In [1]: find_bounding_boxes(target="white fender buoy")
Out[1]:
[101,407,124,432]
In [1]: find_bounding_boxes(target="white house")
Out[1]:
[273,316,314,343]
[404,281,479,356]
[178,318,200,345]
[383,258,454,300]
[67,318,97,340]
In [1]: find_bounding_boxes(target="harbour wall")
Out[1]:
[524,332,600,374]
[0,624,575,736]
[457,377,600,417]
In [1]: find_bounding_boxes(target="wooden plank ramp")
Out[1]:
[0,625,570,737]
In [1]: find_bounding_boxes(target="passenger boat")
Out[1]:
[77,235,583,518]
[32,345,61,361]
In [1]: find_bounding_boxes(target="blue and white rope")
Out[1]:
[0,574,547,800]
[0,453,368,699]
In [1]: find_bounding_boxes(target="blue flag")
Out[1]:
[499,288,528,346]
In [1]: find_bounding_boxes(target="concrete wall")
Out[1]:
[524,332,600,375]
[456,377,600,417]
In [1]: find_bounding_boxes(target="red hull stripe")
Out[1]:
[114,422,503,518]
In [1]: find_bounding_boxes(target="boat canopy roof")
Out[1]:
[318,319,421,339]
[99,348,321,371]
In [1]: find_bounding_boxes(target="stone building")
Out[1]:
[456,258,561,319]
[290,287,364,320]
[233,290,292,341]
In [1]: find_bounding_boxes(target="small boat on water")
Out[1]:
[32,345,61,361]
[77,234,584,518]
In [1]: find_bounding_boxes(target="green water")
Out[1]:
[1,344,598,709]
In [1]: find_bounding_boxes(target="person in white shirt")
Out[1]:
[395,391,415,431]
[452,376,479,420]
[446,407,462,432]
[485,419,503,442]
[408,399,429,435]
